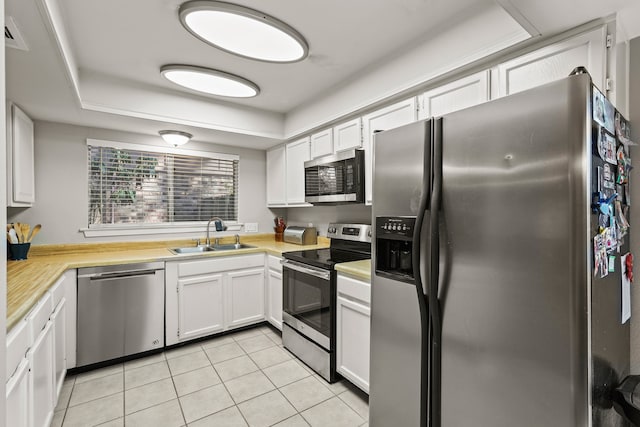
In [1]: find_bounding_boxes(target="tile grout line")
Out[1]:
[200,338,252,426]
[168,356,189,427]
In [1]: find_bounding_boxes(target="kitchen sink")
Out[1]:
[169,243,256,254]
[169,246,216,255]
[211,243,256,251]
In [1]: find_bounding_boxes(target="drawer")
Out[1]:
[6,318,29,379]
[50,276,65,308]
[337,274,371,305]
[267,255,282,272]
[27,291,53,342]
[178,253,264,277]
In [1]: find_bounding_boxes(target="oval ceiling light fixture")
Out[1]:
[160,64,259,98]
[159,130,193,147]
[179,1,308,63]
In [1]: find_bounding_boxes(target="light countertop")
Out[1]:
[335,259,371,282]
[7,235,329,331]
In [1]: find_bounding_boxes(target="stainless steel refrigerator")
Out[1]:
[370,73,638,427]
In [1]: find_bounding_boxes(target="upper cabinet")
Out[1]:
[7,103,35,207]
[265,27,609,210]
[266,145,287,207]
[266,138,312,208]
[418,71,490,120]
[362,98,418,205]
[310,129,333,158]
[285,137,311,205]
[495,26,607,97]
[333,118,362,152]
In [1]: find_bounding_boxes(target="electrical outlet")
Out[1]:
[244,223,258,232]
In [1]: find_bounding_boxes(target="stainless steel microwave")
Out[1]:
[304,149,364,204]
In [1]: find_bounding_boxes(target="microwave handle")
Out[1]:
[281,260,331,280]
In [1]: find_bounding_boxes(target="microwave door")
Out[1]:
[319,165,340,195]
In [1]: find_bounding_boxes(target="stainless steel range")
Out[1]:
[282,223,371,382]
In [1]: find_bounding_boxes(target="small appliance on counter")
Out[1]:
[283,226,317,245]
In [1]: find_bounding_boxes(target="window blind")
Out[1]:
[88,145,238,226]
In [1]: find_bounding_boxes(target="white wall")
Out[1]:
[7,121,274,244]
[283,205,372,237]
[628,36,640,373]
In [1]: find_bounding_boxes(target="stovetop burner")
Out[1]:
[282,223,371,270]
[283,247,370,270]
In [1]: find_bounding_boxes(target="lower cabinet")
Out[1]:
[266,255,283,331]
[166,254,266,346]
[6,358,30,427]
[6,270,74,427]
[28,320,55,427]
[336,273,371,393]
[178,273,225,341]
[51,296,67,398]
[227,268,265,329]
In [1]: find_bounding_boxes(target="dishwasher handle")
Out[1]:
[84,269,161,281]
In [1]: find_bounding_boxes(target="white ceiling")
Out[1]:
[5,0,640,149]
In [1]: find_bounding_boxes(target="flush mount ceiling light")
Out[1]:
[160,64,259,98]
[159,130,193,147]
[179,1,308,63]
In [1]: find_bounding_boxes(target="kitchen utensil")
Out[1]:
[8,229,18,244]
[28,224,41,243]
[21,224,30,243]
[13,223,23,243]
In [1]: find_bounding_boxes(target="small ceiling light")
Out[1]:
[179,1,309,63]
[161,64,259,98]
[159,130,193,147]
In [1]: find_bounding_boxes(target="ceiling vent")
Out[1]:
[5,16,28,51]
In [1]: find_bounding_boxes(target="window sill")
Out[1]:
[80,223,243,238]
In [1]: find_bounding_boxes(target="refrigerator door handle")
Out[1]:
[428,117,444,427]
[412,119,432,427]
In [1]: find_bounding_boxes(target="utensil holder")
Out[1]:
[274,227,285,242]
[9,242,31,260]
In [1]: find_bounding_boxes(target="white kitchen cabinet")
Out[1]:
[28,320,55,427]
[266,145,287,207]
[265,255,283,330]
[166,254,266,346]
[6,318,30,427]
[495,26,607,97]
[362,98,417,205]
[333,118,362,152]
[285,137,311,205]
[51,298,66,398]
[63,269,77,370]
[336,273,371,393]
[6,358,30,427]
[178,273,225,342]
[310,129,333,158]
[226,268,265,328]
[7,102,35,206]
[418,71,490,119]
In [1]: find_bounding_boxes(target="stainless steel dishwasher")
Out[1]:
[77,261,165,367]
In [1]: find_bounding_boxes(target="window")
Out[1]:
[87,140,238,228]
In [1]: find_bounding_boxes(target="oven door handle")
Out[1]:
[281,259,331,280]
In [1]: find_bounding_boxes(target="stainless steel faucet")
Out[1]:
[206,216,225,246]
[235,234,240,244]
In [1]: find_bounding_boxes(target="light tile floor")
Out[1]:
[53,325,369,427]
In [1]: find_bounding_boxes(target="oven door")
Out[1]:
[282,259,333,350]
